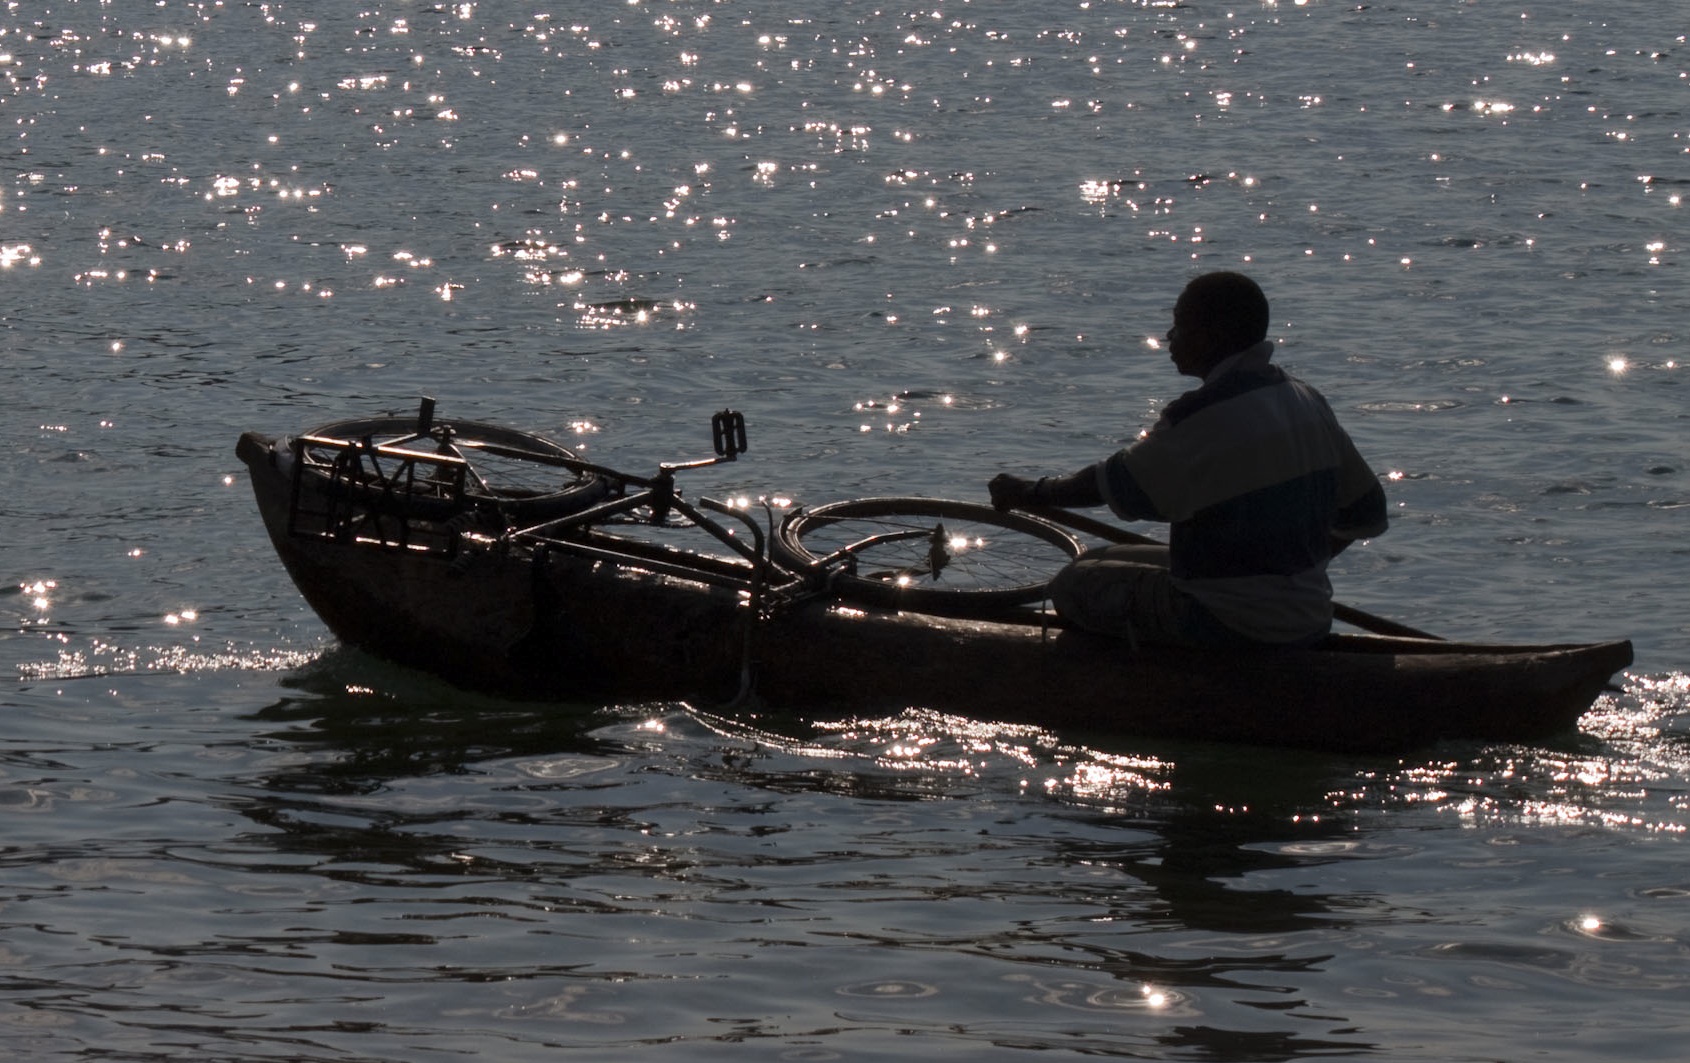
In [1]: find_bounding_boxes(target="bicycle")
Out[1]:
[281,400,1085,622]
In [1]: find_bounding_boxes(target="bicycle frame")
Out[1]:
[510,485,781,595]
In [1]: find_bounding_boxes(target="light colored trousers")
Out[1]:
[1046,543,1236,648]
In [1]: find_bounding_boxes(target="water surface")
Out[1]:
[4,2,1687,1059]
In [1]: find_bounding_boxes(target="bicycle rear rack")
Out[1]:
[286,432,474,557]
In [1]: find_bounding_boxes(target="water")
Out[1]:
[3,1,1687,1058]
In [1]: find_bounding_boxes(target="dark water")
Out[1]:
[4,2,1688,1059]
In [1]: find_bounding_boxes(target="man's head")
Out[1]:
[1166,271,1270,377]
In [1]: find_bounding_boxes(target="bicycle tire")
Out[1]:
[299,416,606,525]
[773,497,1083,616]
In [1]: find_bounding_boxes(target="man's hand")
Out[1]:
[988,473,1038,512]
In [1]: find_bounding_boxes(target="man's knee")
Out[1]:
[1047,557,1167,637]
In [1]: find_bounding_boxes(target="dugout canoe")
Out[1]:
[236,429,1633,754]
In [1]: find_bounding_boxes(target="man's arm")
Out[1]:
[988,465,1104,511]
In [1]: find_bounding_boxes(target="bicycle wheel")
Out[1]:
[773,497,1083,616]
[300,415,606,525]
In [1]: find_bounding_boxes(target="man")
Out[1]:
[988,271,1388,647]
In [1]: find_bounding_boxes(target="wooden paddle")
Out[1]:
[1021,505,1442,641]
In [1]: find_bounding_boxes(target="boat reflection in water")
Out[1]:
[240,652,1392,1058]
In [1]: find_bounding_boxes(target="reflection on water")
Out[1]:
[1336,684,1690,836]
[217,674,1390,1057]
[2,644,1686,1058]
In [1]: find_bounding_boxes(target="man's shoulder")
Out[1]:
[1163,363,1289,425]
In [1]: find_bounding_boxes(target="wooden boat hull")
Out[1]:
[238,430,1633,753]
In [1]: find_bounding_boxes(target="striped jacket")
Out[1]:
[1095,342,1388,643]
